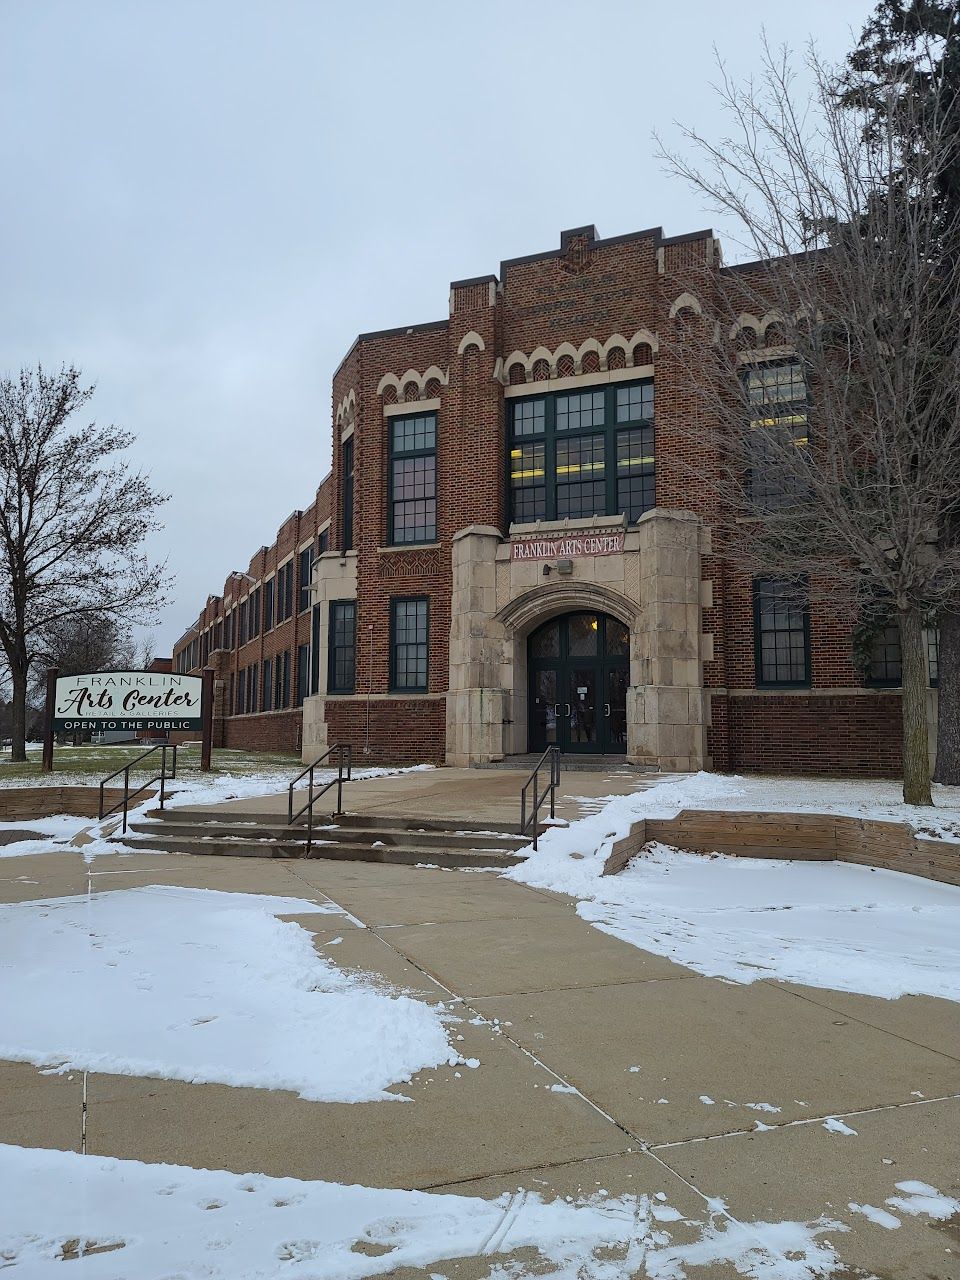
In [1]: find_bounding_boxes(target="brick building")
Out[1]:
[172,224,936,775]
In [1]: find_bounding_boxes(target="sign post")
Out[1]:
[41,666,58,773]
[200,667,214,772]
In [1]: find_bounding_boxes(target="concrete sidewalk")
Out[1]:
[1,845,958,1277]
[181,762,678,826]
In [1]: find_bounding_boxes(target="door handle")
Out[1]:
[564,703,572,717]
[604,702,611,717]
[553,703,561,716]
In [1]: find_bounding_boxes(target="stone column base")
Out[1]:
[445,688,508,766]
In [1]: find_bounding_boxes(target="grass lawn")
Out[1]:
[0,744,302,787]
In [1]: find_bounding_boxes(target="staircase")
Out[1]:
[117,809,533,869]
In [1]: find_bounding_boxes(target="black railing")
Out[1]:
[288,744,352,856]
[520,746,561,850]
[98,743,178,834]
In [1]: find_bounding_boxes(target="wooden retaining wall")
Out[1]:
[603,809,960,888]
[0,787,157,822]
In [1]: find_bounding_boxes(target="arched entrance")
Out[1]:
[528,612,629,754]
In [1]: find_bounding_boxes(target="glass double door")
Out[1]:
[528,612,629,754]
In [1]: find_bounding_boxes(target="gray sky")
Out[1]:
[1,0,875,655]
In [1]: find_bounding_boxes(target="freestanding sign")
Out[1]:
[53,671,204,733]
[42,668,214,773]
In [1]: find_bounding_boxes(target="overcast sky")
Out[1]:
[1,0,876,655]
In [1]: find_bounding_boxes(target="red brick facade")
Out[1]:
[171,224,915,776]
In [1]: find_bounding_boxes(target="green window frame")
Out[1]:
[754,578,810,687]
[867,623,940,688]
[262,578,274,632]
[328,600,356,694]
[389,597,429,692]
[298,547,314,614]
[743,359,810,509]
[389,413,437,545]
[262,658,273,711]
[508,380,654,525]
[296,642,310,706]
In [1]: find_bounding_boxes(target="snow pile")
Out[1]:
[0,1143,854,1279]
[0,814,88,858]
[507,778,960,1001]
[0,886,462,1101]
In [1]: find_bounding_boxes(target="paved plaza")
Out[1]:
[2,800,958,1277]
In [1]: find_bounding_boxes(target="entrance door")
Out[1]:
[528,612,629,754]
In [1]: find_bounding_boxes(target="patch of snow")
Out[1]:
[0,886,461,1102]
[886,1179,960,1220]
[506,781,960,1002]
[848,1202,901,1229]
[0,1143,853,1280]
[744,1102,781,1113]
[699,1095,716,1105]
[823,1117,858,1136]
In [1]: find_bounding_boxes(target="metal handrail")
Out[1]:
[98,743,178,833]
[288,744,352,856]
[520,746,561,850]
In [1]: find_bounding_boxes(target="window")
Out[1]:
[276,561,293,622]
[245,663,258,714]
[389,413,436,545]
[508,380,654,525]
[235,667,246,714]
[390,598,428,692]
[868,624,902,685]
[249,587,261,639]
[262,658,273,711]
[224,611,234,650]
[341,438,354,551]
[328,600,356,694]
[754,579,810,686]
[237,598,248,647]
[868,623,940,687]
[317,527,329,555]
[744,361,809,509]
[296,643,310,706]
[311,605,322,694]
[298,546,314,613]
[274,650,291,709]
[263,578,274,631]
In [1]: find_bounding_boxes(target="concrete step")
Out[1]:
[130,820,524,852]
[116,830,523,869]
[148,808,528,836]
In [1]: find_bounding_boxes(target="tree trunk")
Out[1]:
[899,606,933,806]
[9,662,28,763]
[933,607,960,785]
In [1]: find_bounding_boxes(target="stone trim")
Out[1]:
[502,364,655,397]
[383,398,441,418]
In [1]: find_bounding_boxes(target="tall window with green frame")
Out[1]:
[390,597,428,692]
[389,413,436,544]
[744,361,809,509]
[508,381,654,524]
[754,578,810,687]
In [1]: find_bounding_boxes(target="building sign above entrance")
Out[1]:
[511,532,625,562]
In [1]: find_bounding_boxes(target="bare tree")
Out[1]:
[658,47,960,805]
[0,366,170,760]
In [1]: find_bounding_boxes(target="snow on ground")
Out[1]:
[0,1142,864,1280]
[0,885,463,1101]
[573,771,960,841]
[507,776,960,1001]
[0,814,89,857]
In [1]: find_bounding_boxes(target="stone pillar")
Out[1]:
[301,550,358,762]
[633,509,706,771]
[446,525,507,765]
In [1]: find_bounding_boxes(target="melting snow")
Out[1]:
[506,776,960,1001]
[0,1143,858,1280]
[0,886,461,1101]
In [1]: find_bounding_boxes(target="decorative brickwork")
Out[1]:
[171,223,924,776]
